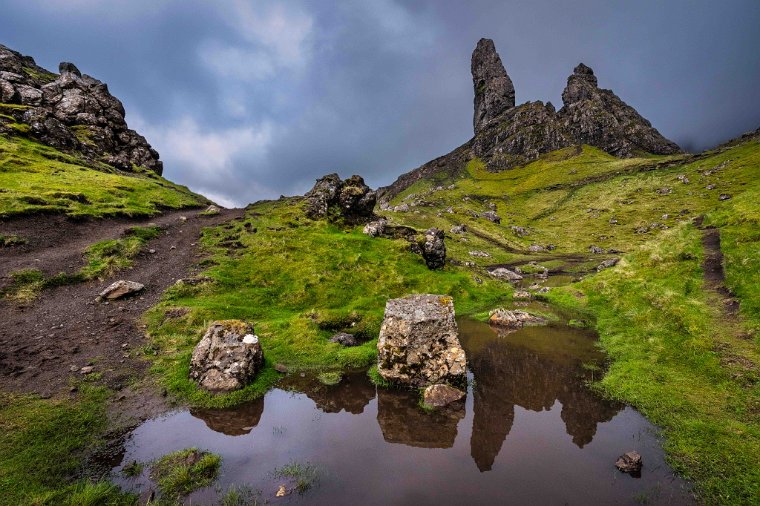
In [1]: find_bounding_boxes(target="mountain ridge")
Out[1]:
[380,38,682,201]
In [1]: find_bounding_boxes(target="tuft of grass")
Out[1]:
[218,485,262,506]
[0,134,207,218]
[3,225,161,303]
[367,365,392,388]
[272,461,321,495]
[81,225,161,280]
[0,234,27,246]
[150,448,221,500]
[121,460,144,478]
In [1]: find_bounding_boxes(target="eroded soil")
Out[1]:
[0,208,242,417]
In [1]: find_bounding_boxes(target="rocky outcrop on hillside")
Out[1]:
[304,173,376,222]
[380,38,681,199]
[0,44,163,174]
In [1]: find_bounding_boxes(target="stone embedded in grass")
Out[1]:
[450,224,467,234]
[377,294,466,387]
[596,258,620,271]
[362,219,387,237]
[190,320,264,392]
[488,308,547,329]
[469,250,491,258]
[423,384,465,408]
[97,280,144,301]
[481,210,501,223]
[488,267,523,281]
[329,332,358,347]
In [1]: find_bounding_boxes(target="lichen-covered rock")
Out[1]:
[596,258,620,271]
[97,280,144,300]
[489,309,547,329]
[363,219,387,237]
[423,384,466,408]
[0,44,163,174]
[329,332,359,347]
[377,294,466,387]
[481,211,501,223]
[421,228,446,270]
[488,267,523,281]
[190,320,264,392]
[450,224,467,234]
[304,173,376,222]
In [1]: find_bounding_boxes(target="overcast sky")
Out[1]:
[3,1,759,206]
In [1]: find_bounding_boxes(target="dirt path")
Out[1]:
[700,226,758,383]
[0,208,243,405]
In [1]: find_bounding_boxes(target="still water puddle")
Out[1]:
[113,318,692,505]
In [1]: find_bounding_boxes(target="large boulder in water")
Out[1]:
[377,294,466,387]
[304,173,376,223]
[190,320,264,392]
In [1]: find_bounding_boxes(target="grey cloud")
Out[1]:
[2,0,759,207]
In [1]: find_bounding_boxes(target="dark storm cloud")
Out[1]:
[2,0,759,206]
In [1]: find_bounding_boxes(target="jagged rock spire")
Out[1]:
[472,38,515,134]
[561,63,598,104]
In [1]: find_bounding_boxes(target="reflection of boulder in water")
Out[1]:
[465,321,623,471]
[190,397,264,436]
[377,388,464,449]
[300,373,376,415]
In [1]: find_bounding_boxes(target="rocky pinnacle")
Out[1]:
[472,38,515,134]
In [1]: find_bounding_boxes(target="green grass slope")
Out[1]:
[0,133,207,218]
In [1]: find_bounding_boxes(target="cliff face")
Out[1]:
[0,44,163,174]
[380,38,681,199]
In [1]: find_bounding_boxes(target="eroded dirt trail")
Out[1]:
[0,208,243,401]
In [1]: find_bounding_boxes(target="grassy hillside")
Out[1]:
[0,133,207,218]
[140,135,759,502]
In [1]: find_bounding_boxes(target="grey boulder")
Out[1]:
[190,320,264,392]
[377,294,466,387]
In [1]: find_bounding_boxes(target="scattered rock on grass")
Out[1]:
[596,258,620,271]
[363,219,387,237]
[468,250,491,258]
[421,228,446,270]
[488,267,523,281]
[98,280,144,301]
[450,224,467,234]
[190,320,264,392]
[423,384,465,408]
[377,294,466,387]
[481,210,501,223]
[330,332,359,347]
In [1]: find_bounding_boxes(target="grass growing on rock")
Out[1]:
[0,134,207,218]
[0,386,135,505]
[150,448,221,500]
[546,222,760,504]
[144,198,510,408]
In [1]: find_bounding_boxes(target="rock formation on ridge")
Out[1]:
[0,43,163,174]
[380,38,681,200]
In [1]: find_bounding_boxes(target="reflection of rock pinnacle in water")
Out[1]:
[465,321,623,471]
[377,388,465,449]
[189,397,265,436]
[469,344,516,471]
